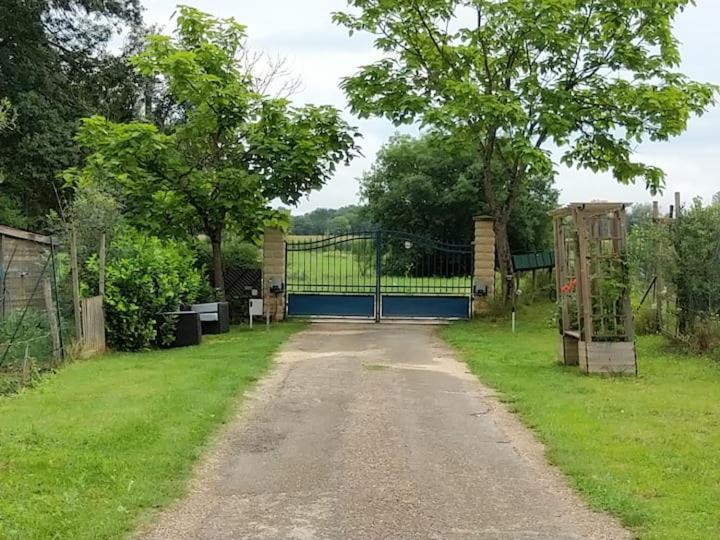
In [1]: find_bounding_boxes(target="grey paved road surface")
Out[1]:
[140,323,628,540]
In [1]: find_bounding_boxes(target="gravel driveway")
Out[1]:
[140,323,628,539]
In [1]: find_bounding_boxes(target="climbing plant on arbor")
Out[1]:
[334,0,717,301]
[67,7,360,298]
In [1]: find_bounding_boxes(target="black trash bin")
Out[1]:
[158,311,202,348]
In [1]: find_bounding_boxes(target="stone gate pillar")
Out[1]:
[473,216,496,315]
[262,227,286,321]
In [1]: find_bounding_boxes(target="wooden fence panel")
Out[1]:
[80,295,105,356]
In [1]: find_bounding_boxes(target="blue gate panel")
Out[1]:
[381,295,469,318]
[287,294,375,317]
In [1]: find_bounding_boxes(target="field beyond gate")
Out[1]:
[285,231,473,319]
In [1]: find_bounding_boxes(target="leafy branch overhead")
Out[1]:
[335,0,715,191]
[67,6,361,297]
[334,0,717,299]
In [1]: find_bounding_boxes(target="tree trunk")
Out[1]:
[211,231,226,300]
[493,214,515,302]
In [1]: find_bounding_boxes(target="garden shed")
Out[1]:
[551,203,637,375]
[0,225,56,317]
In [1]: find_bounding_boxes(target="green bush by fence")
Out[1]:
[86,229,202,351]
[629,198,720,354]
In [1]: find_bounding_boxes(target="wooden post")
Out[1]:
[553,217,569,332]
[42,279,62,364]
[652,202,663,330]
[98,233,106,297]
[70,225,83,343]
[674,191,682,336]
[618,208,634,341]
[574,208,594,344]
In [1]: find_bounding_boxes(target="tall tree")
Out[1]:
[334,0,717,300]
[361,133,557,250]
[68,7,360,298]
[0,0,142,227]
[0,97,21,226]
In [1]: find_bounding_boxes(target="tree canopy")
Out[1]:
[0,0,144,228]
[334,0,717,298]
[290,206,373,235]
[361,133,557,250]
[68,7,360,297]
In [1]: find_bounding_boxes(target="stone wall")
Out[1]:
[262,227,286,321]
[473,216,495,315]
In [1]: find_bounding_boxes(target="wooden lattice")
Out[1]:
[551,203,637,375]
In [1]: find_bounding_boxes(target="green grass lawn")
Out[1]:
[0,322,304,539]
[286,247,470,294]
[442,305,720,540]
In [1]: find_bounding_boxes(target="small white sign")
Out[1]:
[249,298,264,317]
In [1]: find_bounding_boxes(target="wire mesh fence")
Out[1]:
[630,198,720,351]
[0,229,75,393]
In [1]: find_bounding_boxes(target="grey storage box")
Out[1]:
[188,302,230,334]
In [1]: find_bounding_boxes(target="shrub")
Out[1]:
[686,316,720,355]
[635,307,660,336]
[673,200,720,332]
[195,235,261,271]
[87,229,202,351]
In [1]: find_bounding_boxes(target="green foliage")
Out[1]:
[673,200,720,334]
[634,306,661,336]
[0,310,52,393]
[291,205,373,235]
[67,7,360,297]
[0,322,304,539]
[336,0,715,191]
[682,316,720,356]
[591,250,631,340]
[334,0,717,299]
[219,236,261,270]
[361,133,557,249]
[629,213,676,290]
[629,198,720,351]
[87,229,202,351]
[0,98,23,228]
[443,304,720,539]
[0,98,15,132]
[62,184,123,290]
[516,270,556,306]
[195,234,261,270]
[0,0,144,227]
[0,198,28,230]
[626,203,653,231]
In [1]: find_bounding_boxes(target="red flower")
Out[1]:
[560,278,577,294]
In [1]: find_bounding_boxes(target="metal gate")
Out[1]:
[285,230,472,320]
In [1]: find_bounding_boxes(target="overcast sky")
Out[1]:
[143,0,720,215]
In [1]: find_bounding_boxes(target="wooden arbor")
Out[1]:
[551,203,637,375]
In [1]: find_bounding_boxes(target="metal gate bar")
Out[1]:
[285,230,472,320]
